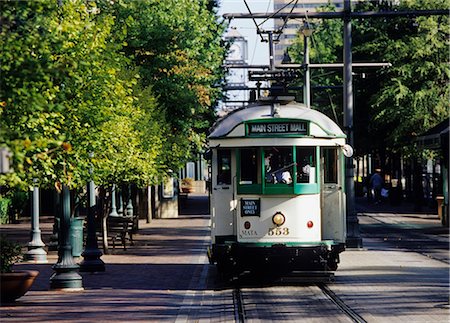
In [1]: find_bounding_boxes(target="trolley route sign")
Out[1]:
[241,198,260,216]
[247,121,308,136]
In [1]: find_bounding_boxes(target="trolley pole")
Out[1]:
[343,0,362,248]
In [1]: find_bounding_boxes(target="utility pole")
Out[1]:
[343,0,362,248]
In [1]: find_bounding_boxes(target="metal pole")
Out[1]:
[268,31,275,71]
[304,35,311,108]
[80,154,105,272]
[109,184,119,217]
[343,0,362,248]
[126,185,133,218]
[24,181,48,263]
[50,185,83,290]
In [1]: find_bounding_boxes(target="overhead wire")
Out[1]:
[274,0,300,42]
[250,0,273,65]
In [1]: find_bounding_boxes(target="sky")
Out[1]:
[217,0,273,65]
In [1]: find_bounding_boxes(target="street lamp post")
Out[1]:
[80,152,105,272]
[300,21,314,109]
[109,184,119,217]
[50,185,83,290]
[24,180,47,263]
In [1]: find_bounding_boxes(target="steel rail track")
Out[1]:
[232,288,246,323]
[317,283,367,323]
[365,214,449,264]
[232,283,365,323]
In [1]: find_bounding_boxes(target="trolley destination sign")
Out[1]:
[247,121,308,136]
[241,198,260,216]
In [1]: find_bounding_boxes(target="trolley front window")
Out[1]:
[237,146,319,195]
[264,147,294,184]
[239,148,261,185]
[297,147,316,184]
[217,149,231,185]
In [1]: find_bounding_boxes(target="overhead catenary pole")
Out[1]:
[223,9,449,20]
[343,0,362,248]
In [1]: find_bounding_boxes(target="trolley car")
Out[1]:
[207,101,352,277]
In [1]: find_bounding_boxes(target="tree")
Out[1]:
[111,0,227,171]
[354,0,450,152]
[0,0,163,189]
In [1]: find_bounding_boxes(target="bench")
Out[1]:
[107,216,134,250]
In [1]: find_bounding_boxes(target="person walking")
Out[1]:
[370,169,383,204]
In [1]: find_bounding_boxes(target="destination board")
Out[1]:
[247,121,308,136]
[240,198,260,217]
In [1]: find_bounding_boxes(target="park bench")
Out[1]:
[107,216,134,250]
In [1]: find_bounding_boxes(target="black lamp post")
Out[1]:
[80,152,105,272]
[50,185,83,290]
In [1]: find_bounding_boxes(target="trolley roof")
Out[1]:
[209,103,345,139]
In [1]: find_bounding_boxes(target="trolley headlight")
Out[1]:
[272,212,285,226]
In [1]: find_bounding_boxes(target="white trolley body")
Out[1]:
[208,102,349,275]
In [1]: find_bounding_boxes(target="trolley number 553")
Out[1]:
[268,227,290,236]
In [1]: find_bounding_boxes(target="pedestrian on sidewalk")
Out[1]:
[370,169,383,204]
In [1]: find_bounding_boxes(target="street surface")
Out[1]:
[0,194,449,322]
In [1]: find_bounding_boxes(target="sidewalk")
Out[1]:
[1,197,214,322]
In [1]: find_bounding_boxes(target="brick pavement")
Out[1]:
[0,195,216,322]
[0,195,449,322]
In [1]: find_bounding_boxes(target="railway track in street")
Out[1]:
[317,283,367,323]
[231,282,366,323]
[362,214,449,264]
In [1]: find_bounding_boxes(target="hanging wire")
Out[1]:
[275,0,300,42]
[243,0,265,41]
[250,0,273,65]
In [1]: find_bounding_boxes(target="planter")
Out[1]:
[181,187,194,193]
[0,270,39,303]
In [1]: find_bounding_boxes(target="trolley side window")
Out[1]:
[296,147,317,184]
[323,148,338,184]
[217,149,231,185]
[239,148,261,185]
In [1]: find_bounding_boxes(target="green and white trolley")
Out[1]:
[207,101,353,278]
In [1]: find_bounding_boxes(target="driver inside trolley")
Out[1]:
[265,147,294,184]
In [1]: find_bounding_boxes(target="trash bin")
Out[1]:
[70,217,85,257]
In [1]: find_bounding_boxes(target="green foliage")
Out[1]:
[1,0,225,189]
[0,235,22,273]
[0,196,11,224]
[351,0,450,153]
[111,0,227,171]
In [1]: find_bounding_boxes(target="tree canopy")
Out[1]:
[0,0,226,190]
